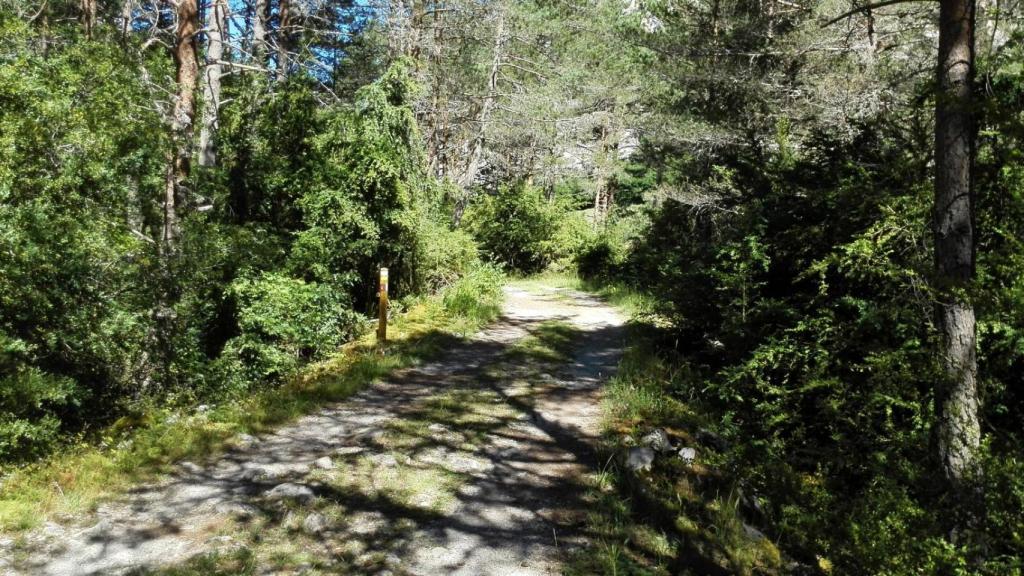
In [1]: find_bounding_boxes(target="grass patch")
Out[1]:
[514,271,655,319]
[128,549,258,576]
[509,319,580,363]
[330,453,463,514]
[0,277,504,534]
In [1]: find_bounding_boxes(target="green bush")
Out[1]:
[213,273,362,393]
[0,19,159,428]
[576,209,645,279]
[548,211,595,271]
[464,182,560,273]
[413,215,481,292]
[0,334,82,463]
[289,61,427,298]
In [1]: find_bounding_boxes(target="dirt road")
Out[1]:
[10,283,625,575]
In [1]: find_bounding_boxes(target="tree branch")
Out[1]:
[822,0,938,28]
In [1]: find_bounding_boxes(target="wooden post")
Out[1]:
[377,267,389,343]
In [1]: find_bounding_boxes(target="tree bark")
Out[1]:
[162,0,200,251]
[80,0,97,39]
[120,0,134,39]
[150,0,199,389]
[934,0,980,492]
[199,0,227,168]
[252,0,268,63]
[276,0,294,81]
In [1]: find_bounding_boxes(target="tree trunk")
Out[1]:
[199,0,227,168]
[152,0,199,389]
[592,122,617,224]
[120,0,134,39]
[934,0,980,493]
[80,0,97,39]
[252,0,268,63]
[276,0,294,81]
[162,0,199,252]
[452,10,506,226]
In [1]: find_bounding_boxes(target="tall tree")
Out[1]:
[252,0,268,62]
[162,0,200,251]
[79,0,96,38]
[120,0,135,38]
[151,0,200,386]
[276,0,295,81]
[199,0,227,168]
[933,0,980,492]
[452,7,506,226]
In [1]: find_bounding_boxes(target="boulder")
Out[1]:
[624,447,655,472]
[215,501,261,519]
[303,512,329,534]
[696,428,729,451]
[235,434,258,449]
[743,522,768,542]
[179,461,203,475]
[264,483,316,504]
[678,446,697,464]
[370,454,398,468]
[314,456,334,470]
[641,428,673,452]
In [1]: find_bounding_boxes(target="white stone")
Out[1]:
[641,428,673,452]
[371,454,398,467]
[303,512,328,534]
[264,483,315,503]
[624,447,655,472]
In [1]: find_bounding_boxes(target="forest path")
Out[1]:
[11,283,625,576]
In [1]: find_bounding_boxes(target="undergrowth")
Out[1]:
[554,277,789,576]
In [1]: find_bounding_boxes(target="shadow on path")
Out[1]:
[20,286,626,576]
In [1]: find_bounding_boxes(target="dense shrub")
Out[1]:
[0,334,82,462]
[575,208,646,279]
[210,274,361,395]
[611,108,1024,571]
[0,20,162,456]
[0,20,485,464]
[413,216,481,292]
[464,182,561,273]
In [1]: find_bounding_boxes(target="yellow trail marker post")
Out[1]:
[377,267,389,344]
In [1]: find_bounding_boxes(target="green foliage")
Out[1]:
[576,208,647,280]
[212,273,362,395]
[413,215,481,292]
[548,210,596,271]
[0,334,82,462]
[596,91,1024,571]
[464,182,561,273]
[0,17,485,468]
[0,17,160,456]
[441,264,505,325]
[290,61,430,299]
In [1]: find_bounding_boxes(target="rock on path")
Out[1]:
[8,284,625,576]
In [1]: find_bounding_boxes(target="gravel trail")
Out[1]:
[8,284,625,576]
